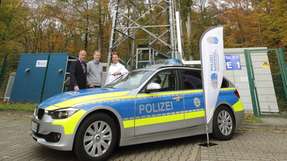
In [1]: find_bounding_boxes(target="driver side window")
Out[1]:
[148,70,177,92]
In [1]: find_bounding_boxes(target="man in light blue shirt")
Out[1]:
[87,51,103,88]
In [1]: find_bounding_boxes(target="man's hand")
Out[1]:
[74,86,80,91]
[89,84,96,88]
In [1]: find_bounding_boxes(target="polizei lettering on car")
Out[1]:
[138,101,174,114]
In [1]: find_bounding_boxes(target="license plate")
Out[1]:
[31,121,39,133]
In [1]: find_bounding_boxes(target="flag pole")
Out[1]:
[202,69,210,147]
[200,30,211,147]
[203,94,210,147]
[205,121,210,147]
[200,26,224,147]
[200,0,211,147]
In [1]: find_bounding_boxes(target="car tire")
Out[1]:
[74,113,119,161]
[212,106,235,140]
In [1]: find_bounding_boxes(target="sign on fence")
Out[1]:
[225,55,241,70]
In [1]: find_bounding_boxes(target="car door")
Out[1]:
[178,69,206,127]
[135,69,185,136]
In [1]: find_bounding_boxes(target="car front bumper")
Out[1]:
[31,114,74,151]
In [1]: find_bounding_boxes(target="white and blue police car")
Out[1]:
[32,64,244,161]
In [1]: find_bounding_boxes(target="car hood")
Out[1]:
[39,88,129,110]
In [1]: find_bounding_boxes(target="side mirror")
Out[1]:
[146,82,161,93]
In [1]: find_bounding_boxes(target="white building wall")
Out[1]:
[224,47,279,113]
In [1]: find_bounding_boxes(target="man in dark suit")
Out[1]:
[69,50,87,91]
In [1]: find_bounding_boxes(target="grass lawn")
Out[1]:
[0,103,36,112]
[244,112,262,123]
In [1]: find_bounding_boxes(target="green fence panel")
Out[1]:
[277,48,287,100]
[244,50,261,116]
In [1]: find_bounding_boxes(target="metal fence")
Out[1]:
[244,48,287,116]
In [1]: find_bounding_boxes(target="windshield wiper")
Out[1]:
[104,74,127,88]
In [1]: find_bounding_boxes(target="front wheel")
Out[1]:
[212,106,235,140]
[74,113,119,161]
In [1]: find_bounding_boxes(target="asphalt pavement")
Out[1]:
[0,111,287,161]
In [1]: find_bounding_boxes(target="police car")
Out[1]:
[32,64,244,161]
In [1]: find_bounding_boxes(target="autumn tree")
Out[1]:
[0,0,29,92]
[256,0,287,48]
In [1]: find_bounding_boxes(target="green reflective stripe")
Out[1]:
[48,88,236,111]
[52,110,86,134]
[185,110,205,119]
[232,100,244,112]
[123,120,134,128]
[123,110,205,128]
[221,88,236,91]
[135,113,184,127]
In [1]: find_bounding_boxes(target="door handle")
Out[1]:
[172,95,183,102]
[25,68,31,73]
[58,68,64,73]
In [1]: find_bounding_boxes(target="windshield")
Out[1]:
[104,70,152,90]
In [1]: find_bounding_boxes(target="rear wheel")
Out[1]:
[213,106,235,140]
[74,113,119,161]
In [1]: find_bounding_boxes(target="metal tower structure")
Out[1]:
[108,0,179,68]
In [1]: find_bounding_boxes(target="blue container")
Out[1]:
[10,53,74,103]
[42,54,69,100]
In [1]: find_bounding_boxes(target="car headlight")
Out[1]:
[47,108,79,119]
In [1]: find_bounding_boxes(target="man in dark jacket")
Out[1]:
[69,50,87,91]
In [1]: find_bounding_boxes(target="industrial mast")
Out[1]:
[108,0,181,69]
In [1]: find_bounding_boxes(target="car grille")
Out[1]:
[37,108,45,120]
